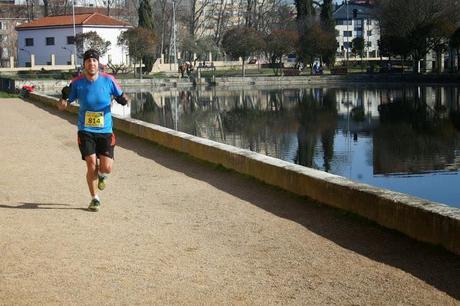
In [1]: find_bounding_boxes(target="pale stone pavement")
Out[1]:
[0,98,459,305]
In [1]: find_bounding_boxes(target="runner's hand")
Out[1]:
[57,98,68,111]
[61,85,70,100]
[114,94,129,106]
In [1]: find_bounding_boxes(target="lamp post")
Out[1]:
[346,0,349,69]
[72,0,77,68]
[168,0,177,71]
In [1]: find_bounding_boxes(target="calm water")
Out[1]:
[117,85,460,208]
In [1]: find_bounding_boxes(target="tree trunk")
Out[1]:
[457,49,460,72]
[43,0,49,16]
[140,58,143,80]
[436,50,442,74]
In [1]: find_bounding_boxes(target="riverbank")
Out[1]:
[3,72,460,93]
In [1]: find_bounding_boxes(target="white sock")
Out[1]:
[98,172,109,179]
[92,195,100,201]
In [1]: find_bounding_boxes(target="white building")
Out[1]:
[15,12,131,67]
[333,2,380,60]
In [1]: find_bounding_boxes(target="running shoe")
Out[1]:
[98,175,106,191]
[88,198,101,212]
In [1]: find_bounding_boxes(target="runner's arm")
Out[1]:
[58,85,71,111]
[114,92,129,106]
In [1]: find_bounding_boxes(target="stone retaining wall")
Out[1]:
[28,92,460,255]
[4,73,460,94]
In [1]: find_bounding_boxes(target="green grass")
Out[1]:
[0,91,18,98]
[6,71,75,80]
[114,72,169,79]
[200,68,285,78]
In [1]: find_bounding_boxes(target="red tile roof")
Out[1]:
[16,12,130,30]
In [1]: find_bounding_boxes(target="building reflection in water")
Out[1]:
[125,85,460,207]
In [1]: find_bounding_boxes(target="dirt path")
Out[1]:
[0,98,459,305]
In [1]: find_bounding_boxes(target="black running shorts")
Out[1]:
[77,131,115,160]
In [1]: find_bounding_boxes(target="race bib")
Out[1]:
[84,111,104,128]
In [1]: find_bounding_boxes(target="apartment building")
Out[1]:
[333,1,380,60]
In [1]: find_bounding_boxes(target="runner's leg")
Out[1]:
[84,154,98,197]
[98,155,113,175]
[96,133,115,190]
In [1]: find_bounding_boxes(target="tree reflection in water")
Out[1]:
[128,85,460,206]
[375,97,460,175]
[295,88,338,171]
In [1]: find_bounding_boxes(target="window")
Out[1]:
[25,38,33,46]
[367,41,372,47]
[343,31,352,37]
[67,36,75,44]
[367,30,372,36]
[337,19,352,25]
[343,42,351,50]
[46,37,55,45]
[367,19,372,26]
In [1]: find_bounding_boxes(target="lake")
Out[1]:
[115,84,460,208]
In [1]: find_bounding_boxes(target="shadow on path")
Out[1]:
[26,99,460,300]
[0,202,88,211]
[116,131,460,301]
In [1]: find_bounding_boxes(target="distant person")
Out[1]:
[58,49,129,212]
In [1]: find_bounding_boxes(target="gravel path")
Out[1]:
[0,98,459,305]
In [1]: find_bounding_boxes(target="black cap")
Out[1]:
[83,49,100,62]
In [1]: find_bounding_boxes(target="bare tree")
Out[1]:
[47,0,72,16]
[189,0,211,37]
[153,0,184,57]
[212,0,230,45]
[377,0,460,73]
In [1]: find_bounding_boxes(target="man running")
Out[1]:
[58,49,129,212]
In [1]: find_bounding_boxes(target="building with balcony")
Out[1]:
[333,1,380,61]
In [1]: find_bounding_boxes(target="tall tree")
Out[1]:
[75,32,111,60]
[320,0,335,30]
[264,30,299,75]
[376,0,459,73]
[189,0,211,36]
[319,0,336,66]
[138,0,155,72]
[222,27,265,76]
[298,22,336,71]
[139,0,155,31]
[295,0,314,24]
[118,27,157,76]
[295,0,315,65]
